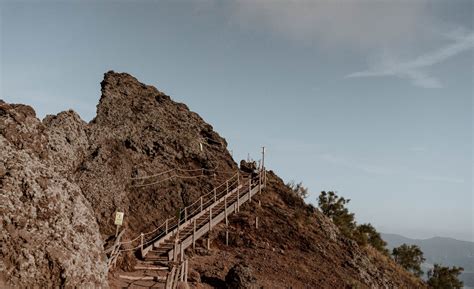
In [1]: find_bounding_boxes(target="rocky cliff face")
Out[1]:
[0,103,107,287]
[78,72,236,238]
[1,72,425,288]
[0,71,236,287]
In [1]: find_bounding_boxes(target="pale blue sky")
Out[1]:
[1,0,472,241]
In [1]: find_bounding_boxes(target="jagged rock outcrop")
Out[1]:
[0,103,107,288]
[0,71,238,287]
[76,71,237,238]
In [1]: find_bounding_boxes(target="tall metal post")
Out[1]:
[262,146,266,186]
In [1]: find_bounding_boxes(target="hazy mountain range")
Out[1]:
[382,233,474,287]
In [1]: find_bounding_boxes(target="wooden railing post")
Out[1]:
[259,172,262,195]
[193,219,196,249]
[225,195,229,246]
[214,188,217,202]
[237,180,240,213]
[140,233,144,257]
[209,207,212,231]
[185,259,188,283]
[180,241,184,262]
[165,219,168,234]
[184,207,188,222]
[200,196,203,212]
[224,196,228,218]
[177,217,181,238]
[226,180,229,194]
[248,178,252,202]
[173,239,178,261]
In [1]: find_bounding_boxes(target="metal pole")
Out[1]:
[262,146,266,186]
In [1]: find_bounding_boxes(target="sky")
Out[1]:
[1,0,472,242]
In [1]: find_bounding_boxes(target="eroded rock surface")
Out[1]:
[0,102,107,288]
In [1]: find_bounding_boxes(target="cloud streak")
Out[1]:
[346,31,474,88]
[320,153,465,184]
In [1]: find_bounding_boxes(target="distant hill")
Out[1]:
[382,233,474,287]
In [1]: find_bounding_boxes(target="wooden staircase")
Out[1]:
[114,169,266,288]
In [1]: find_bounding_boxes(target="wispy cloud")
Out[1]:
[346,30,474,88]
[320,153,465,184]
[229,0,432,50]
[320,153,393,176]
[416,175,465,184]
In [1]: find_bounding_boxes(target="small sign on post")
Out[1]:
[114,211,124,237]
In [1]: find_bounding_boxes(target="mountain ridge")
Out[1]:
[1,71,426,288]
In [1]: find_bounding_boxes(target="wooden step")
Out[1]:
[119,275,166,282]
[134,265,169,271]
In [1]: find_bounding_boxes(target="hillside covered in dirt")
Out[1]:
[1,71,425,288]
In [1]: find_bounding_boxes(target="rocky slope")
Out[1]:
[187,170,426,288]
[1,71,426,288]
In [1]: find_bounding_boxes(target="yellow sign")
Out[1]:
[114,212,124,226]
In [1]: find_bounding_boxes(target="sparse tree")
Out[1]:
[427,264,464,289]
[318,191,356,238]
[392,244,425,277]
[354,223,389,255]
[287,181,309,199]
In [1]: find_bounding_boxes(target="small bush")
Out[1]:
[392,244,425,277]
[318,191,356,238]
[287,180,309,199]
[427,264,464,289]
